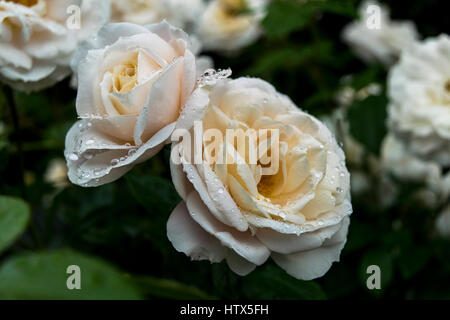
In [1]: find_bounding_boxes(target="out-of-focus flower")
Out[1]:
[196,0,267,52]
[110,0,205,31]
[387,34,450,167]
[44,158,69,188]
[0,0,110,92]
[167,77,352,280]
[381,134,449,208]
[381,134,442,189]
[342,0,418,66]
[65,21,200,187]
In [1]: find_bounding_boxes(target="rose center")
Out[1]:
[111,54,139,94]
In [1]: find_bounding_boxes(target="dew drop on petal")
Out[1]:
[68,153,79,161]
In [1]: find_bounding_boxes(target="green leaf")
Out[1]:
[242,264,326,299]
[0,249,142,299]
[133,276,216,300]
[344,221,378,253]
[0,196,30,253]
[263,0,357,38]
[246,42,333,77]
[125,173,180,214]
[348,94,388,155]
[397,245,430,279]
[263,1,314,38]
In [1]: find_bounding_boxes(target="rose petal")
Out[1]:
[186,191,270,265]
[167,201,226,263]
[272,217,350,280]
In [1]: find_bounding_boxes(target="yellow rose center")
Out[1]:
[111,53,139,94]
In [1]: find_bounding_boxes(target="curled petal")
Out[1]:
[272,217,350,280]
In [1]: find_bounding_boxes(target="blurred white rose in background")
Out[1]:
[342,0,418,66]
[111,0,205,32]
[196,0,268,52]
[0,0,110,92]
[387,34,450,167]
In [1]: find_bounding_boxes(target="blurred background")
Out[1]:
[0,0,449,299]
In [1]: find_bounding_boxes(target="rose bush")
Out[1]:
[0,0,110,92]
[64,21,202,187]
[167,77,352,280]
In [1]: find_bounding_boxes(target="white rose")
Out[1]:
[381,134,443,188]
[342,0,418,66]
[387,34,450,167]
[0,0,110,92]
[167,77,353,280]
[381,134,450,207]
[196,0,267,52]
[111,0,205,31]
[64,21,200,187]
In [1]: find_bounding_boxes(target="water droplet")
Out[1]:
[128,149,137,157]
[68,153,79,161]
[217,187,224,194]
[84,152,94,160]
[94,169,102,176]
[110,159,119,166]
[125,143,131,147]
[336,187,343,193]
[120,156,127,161]
[85,139,95,145]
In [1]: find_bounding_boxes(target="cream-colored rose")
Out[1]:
[64,21,201,187]
[342,0,418,66]
[387,34,450,167]
[0,0,110,92]
[111,0,205,31]
[196,0,267,52]
[167,77,352,280]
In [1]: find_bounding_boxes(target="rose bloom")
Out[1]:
[64,21,202,187]
[342,0,418,66]
[196,0,267,52]
[110,0,205,31]
[387,34,450,167]
[0,0,110,92]
[167,78,353,280]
